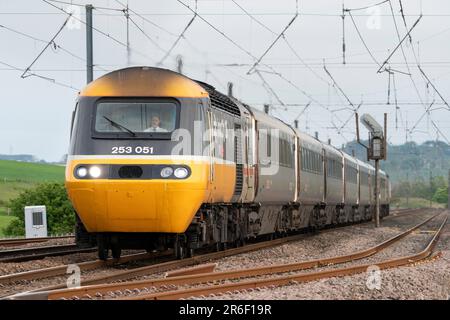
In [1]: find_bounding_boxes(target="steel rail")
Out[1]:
[0,235,74,247]
[0,245,97,263]
[0,251,171,284]
[126,214,448,300]
[9,210,441,300]
[0,208,416,285]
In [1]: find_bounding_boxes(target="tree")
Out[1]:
[432,187,448,205]
[3,183,76,236]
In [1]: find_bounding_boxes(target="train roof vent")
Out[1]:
[195,81,241,116]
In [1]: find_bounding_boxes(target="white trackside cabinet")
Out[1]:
[25,206,48,238]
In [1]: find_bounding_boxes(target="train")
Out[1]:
[65,67,391,260]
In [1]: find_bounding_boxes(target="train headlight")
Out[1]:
[89,166,102,178]
[76,167,88,178]
[174,167,188,179]
[160,167,173,178]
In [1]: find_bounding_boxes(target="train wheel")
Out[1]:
[215,242,227,251]
[97,235,109,261]
[98,244,108,261]
[174,237,186,259]
[111,244,121,260]
[176,246,186,259]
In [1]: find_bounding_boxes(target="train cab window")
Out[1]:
[94,101,178,137]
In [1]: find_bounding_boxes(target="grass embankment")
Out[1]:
[391,197,446,209]
[0,160,65,236]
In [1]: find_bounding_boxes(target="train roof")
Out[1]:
[250,107,296,135]
[321,141,343,159]
[79,67,209,98]
[356,158,374,172]
[295,130,323,152]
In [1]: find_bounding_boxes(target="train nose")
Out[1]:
[66,160,211,234]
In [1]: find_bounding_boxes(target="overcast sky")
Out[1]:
[1,0,450,161]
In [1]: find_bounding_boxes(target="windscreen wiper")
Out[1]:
[103,116,136,137]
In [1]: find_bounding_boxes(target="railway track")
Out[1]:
[127,213,446,300]
[0,236,74,248]
[0,251,171,285]
[0,244,96,263]
[0,208,418,266]
[123,212,448,300]
[0,216,380,289]
[5,209,443,300]
[0,208,431,294]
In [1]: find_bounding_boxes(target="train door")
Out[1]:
[357,164,361,206]
[206,108,214,183]
[322,148,326,203]
[294,136,300,202]
[243,115,255,201]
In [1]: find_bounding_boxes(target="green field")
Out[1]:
[0,160,65,236]
[0,160,65,183]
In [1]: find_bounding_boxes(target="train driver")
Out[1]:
[144,115,168,132]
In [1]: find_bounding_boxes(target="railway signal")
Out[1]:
[356,113,388,227]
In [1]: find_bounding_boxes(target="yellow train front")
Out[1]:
[66,67,237,260]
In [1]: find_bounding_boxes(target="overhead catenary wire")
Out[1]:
[377,14,423,73]
[410,100,435,133]
[3,1,449,147]
[341,3,346,65]
[391,71,402,130]
[246,12,298,74]
[230,0,331,86]
[113,0,177,59]
[223,0,344,128]
[346,11,381,67]
[339,101,363,132]
[417,65,450,110]
[157,10,197,66]
[231,0,277,35]
[387,1,434,139]
[114,0,178,37]
[2,11,450,18]
[0,23,108,71]
[398,0,412,44]
[0,59,79,90]
[387,0,412,76]
[294,101,312,122]
[126,13,167,57]
[344,0,390,12]
[46,0,123,12]
[177,0,344,125]
[41,0,156,63]
[21,14,72,78]
[395,2,449,142]
[387,67,392,104]
[323,65,354,107]
[255,70,286,108]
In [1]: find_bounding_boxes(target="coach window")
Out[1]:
[307,149,311,172]
[301,148,306,171]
